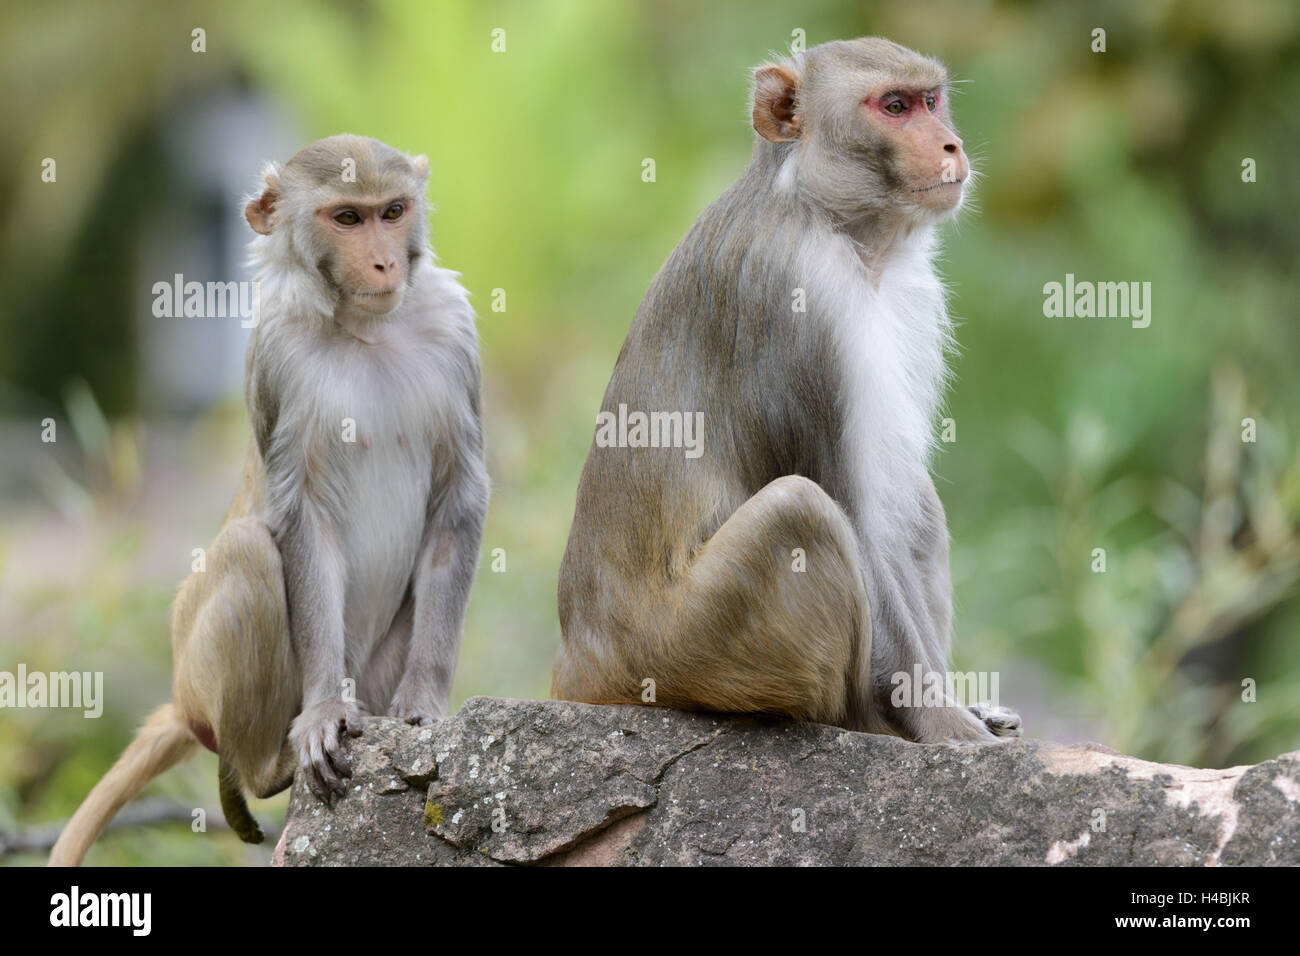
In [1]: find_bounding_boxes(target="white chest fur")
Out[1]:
[798,226,951,552]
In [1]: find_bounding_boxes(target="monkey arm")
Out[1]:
[247,334,339,718]
[247,328,350,729]
[245,328,280,462]
[278,493,362,800]
[279,508,346,699]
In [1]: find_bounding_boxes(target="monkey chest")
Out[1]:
[300,358,446,636]
[338,433,434,640]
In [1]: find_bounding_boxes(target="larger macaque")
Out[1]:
[555,38,1020,743]
[51,135,489,866]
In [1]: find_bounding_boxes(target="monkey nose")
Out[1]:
[373,259,396,274]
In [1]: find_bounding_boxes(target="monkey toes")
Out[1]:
[968,702,1022,738]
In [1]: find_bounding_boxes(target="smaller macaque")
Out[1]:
[50,135,489,866]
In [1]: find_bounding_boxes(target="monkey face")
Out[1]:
[244,135,433,320]
[314,199,416,315]
[857,87,968,215]
[754,38,970,224]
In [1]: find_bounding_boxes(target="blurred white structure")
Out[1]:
[134,91,298,414]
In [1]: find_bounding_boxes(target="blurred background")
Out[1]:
[1,0,1297,864]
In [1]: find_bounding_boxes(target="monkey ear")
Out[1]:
[411,154,430,181]
[244,188,277,235]
[244,165,280,235]
[752,64,803,142]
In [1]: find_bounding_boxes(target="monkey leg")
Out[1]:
[356,596,414,717]
[557,475,871,726]
[50,517,295,863]
[172,517,300,835]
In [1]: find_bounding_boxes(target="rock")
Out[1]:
[274,696,1300,866]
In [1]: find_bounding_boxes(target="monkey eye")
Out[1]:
[884,99,906,116]
[925,94,937,111]
[333,209,361,226]
[381,203,405,221]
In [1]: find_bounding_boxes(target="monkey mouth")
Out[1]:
[913,179,964,194]
[352,290,396,298]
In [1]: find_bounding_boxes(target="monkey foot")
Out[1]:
[386,690,443,727]
[968,702,1022,738]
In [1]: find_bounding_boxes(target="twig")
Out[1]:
[0,799,281,858]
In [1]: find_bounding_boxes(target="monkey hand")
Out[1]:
[968,702,1022,738]
[906,703,1019,745]
[289,698,364,802]
[386,682,444,727]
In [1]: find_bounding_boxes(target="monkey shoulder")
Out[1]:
[403,265,481,362]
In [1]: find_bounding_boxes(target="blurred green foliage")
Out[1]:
[1,0,1298,864]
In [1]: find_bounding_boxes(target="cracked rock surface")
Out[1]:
[273,696,1300,866]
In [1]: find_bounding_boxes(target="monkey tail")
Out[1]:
[47,702,198,867]
[218,758,264,844]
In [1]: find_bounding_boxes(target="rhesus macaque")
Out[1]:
[50,135,489,866]
[555,38,1020,743]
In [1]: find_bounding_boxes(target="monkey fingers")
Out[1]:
[304,734,351,803]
